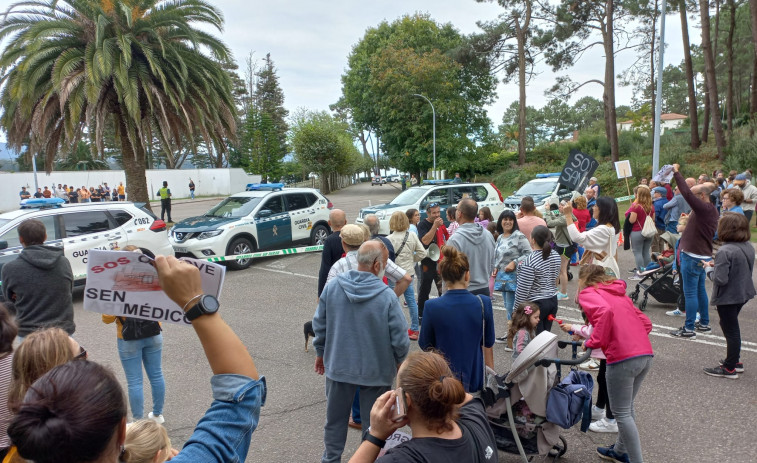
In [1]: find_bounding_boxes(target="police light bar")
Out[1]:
[246,183,284,191]
[20,197,65,209]
[421,179,453,185]
[535,173,561,178]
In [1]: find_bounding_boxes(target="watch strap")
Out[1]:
[185,302,204,321]
[364,433,386,449]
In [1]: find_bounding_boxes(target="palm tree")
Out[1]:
[0,0,236,206]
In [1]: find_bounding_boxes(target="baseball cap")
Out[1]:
[340,224,365,246]
[653,187,667,195]
[735,174,747,181]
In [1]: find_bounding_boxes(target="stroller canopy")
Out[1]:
[506,331,558,384]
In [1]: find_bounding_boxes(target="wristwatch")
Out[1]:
[185,294,220,321]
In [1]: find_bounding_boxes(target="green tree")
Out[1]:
[55,141,109,171]
[0,0,236,207]
[254,53,289,151]
[572,96,606,131]
[237,105,283,181]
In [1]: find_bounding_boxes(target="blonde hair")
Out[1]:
[122,245,142,253]
[9,328,73,412]
[123,420,172,463]
[574,196,587,210]
[389,211,409,232]
[634,185,652,213]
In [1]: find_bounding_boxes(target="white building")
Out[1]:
[617,113,688,134]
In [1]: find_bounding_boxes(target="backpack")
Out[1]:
[119,317,161,341]
[546,369,594,431]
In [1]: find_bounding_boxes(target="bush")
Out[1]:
[725,129,757,174]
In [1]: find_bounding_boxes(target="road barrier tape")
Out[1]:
[615,195,635,202]
[204,244,324,263]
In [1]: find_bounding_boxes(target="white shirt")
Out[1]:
[326,251,407,286]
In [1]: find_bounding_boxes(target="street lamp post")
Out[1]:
[412,93,436,179]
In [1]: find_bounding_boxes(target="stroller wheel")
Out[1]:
[548,436,568,460]
[640,298,647,311]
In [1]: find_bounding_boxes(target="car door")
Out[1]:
[285,193,316,242]
[254,195,291,249]
[0,215,60,280]
[61,210,120,277]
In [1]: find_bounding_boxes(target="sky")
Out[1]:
[212,0,689,128]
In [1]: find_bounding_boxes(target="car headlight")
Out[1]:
[169,225,176,236]
[197,229,224,240]
[375,211,386,219]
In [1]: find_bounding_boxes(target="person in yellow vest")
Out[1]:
[158,181,172,223]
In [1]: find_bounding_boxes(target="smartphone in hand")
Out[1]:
[392,387,407,422]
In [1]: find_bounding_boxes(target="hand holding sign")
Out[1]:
[154,256,204,310]
[560,150,600,192]
[652,165,675,184]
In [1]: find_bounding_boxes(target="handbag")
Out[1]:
[493,269,517,292]
[641,209,657,239]
[546,370,594,432]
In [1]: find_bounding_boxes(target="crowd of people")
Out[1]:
[18,182,127,203]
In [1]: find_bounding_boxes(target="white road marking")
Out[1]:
[252,267,318,280]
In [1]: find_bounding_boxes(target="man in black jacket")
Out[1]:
[1,219,75,340]
[317,209,346,298]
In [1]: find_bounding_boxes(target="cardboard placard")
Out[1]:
[614,160,633,179]
[83,250,225,325]
[559,150,600,192]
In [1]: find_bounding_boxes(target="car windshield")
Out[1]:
[205,197,262,218]
[388,188,430,206]
[515,180,557,196]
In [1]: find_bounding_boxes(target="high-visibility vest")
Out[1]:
[158,187,171,200]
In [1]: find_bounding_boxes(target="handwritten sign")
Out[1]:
[652,165,675,184]
[614,160,632,179]
[83,250,225,325]
[559,150,600,192]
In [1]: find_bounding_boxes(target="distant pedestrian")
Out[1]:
[451,172,463,184]
[42,187,52,198]
[188,178,195,200]
[33,188,43,198]
[79,186,91,202]
[18,187,30,200]
[158,181,172,222]
[103,182,111,201]
[67,186,78,204]
[589,176,600,196]
[118,181,126,201]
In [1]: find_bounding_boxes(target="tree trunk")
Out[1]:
[726,0,735,141]
[117,117,151,211]
[516,3,532,166]
[699,0,727,160]
[750,0,757,126]
[680,0,701,149]
[603,1,620,162]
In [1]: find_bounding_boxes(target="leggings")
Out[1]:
[607,355,653,462]
[533,296,558,334]
[596,359,614,419]
[630,231,652,271]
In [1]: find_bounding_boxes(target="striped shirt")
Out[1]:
[0,352,13,449]
[514,249,561,308]
[326,251,406,286]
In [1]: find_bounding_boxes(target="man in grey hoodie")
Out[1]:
[1,219,75,340]
[313,240,409,463]
[446,198,496,296]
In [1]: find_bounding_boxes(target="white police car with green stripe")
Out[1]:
[168,184,333,270]
[0,198,173,282]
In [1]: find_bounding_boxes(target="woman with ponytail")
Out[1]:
[349,351,498,463]
[418,246,495,393]
[513,225,561,333]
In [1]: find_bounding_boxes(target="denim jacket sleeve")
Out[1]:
[172,374,267,463]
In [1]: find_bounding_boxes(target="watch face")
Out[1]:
[201,295,220,313]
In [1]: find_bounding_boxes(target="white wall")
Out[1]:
[0,168,261,212]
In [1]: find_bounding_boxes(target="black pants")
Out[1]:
[417,259,438,319]
[533,296,558,334]
[160,199,172,222]
[470,287,491,297]
[717,303,744,369]
[596,359,614,419]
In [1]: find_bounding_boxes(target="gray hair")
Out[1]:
[357,240,385,266]
[363,214,380,236]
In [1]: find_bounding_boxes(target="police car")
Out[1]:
[0,198,173,281]
[168,184,333,270]
[503,173,582,214]
[357,182,505,235]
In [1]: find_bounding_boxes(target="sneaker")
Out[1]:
[495,335,508,344]
[579,359,600,371]
[408,330,419,341]
[590,417,619,433]
[148,412,164,424]
[703,365,739,379]
[695,322,712,333]
[669,326,696,338]
[597,444,630,463]
[557,292,569,300]
[695,313,701,323]
[628,272,643,281]
[627,267,637,274]
[719,360,744,373]
[665,308,685,317]
[591,405,605,421]
[504,346,513,352]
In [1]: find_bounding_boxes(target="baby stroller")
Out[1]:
[482,331,592,462]
[629,231,684,312]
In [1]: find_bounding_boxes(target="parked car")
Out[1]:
[356,182,505,235]
[0,199,172,282]
[371,176,386,186]
[502,173,582,215]
[169,184,333,270]
[386,174,401,183]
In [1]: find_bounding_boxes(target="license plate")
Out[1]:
[173,246,188,253]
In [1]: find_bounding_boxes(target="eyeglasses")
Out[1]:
[75,345,88,360]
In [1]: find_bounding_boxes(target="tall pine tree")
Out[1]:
[255,54,289,156]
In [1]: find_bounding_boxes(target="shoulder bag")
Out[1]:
[640,208,657,238]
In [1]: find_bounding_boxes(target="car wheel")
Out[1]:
[226,237,255,270]
[311,224,329,246]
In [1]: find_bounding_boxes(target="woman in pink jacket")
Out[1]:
[578,265,653,463]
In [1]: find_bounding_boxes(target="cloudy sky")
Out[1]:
[213,0,689,126]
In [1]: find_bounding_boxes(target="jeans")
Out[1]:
[533,296,558,334]
[322,379,389,463]
[190,190,195,199]
[680,253,710,331]
[630,231,652,271]
[351,389,361,422]
[596,359,614,419]
[117,335,166,419]
[417,260,438,319]
[606,355,652,463]
[503,290,515,320]
[744,210,753,224]
[665,221,678,234]
[404,277,419,331]
[717,304,744,369]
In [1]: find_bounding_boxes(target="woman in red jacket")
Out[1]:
[578,265,653,463]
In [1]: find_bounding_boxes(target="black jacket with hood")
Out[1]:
[1,245,75,336]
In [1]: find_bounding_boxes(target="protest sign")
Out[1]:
[614,160,633,179]
[653,165,675,184]
[83,250,225,326]
[559,150,599,192]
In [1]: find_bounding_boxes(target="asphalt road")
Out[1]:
[73,181,757,463]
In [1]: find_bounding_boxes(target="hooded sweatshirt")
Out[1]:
[446,223,495,291]
[313,270,409,386]
[1,245,75,336]
[578,280,653,365]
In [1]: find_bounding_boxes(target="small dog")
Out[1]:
[304,321,315,352]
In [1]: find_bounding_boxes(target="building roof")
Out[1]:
[618,113,688,125]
